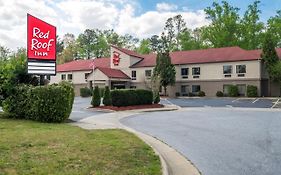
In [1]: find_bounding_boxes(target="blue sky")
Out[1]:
[138,0,280,21]
[0,0,280,50]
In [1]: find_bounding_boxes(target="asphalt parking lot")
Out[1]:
[70,97,105,121]
[121,108,281,175]
[165,97,281,108]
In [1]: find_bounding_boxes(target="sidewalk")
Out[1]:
[71,105,200,175]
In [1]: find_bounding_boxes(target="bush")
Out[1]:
[111,89,153,107]
[216,91,224,97]
[247,85,258,97]
[198,91,205,97]
[154,93,160,104]
[80,87,92,97]
[188,92,195,97]
[228,85,239,97]
[3,82,75,123]
[102,86,112,106]
[91,86,101,107]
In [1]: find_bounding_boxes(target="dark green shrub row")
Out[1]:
[198,91,206,97]
[80,87,92,97]
[2,82,74,123]
[247,85,258,97]
[111,89,153,107]
[216,91,224,97]
[228,85,239,97]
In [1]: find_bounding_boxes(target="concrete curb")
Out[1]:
[72,110,199,175]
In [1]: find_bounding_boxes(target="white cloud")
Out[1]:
[0,0,209,51]
[156,2,178,11]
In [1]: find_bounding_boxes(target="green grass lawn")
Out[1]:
[0,113,161,175]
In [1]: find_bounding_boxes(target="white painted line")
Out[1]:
[271,99,280,109]
[226,105,233,108]
[232,98,240,102]
[252,98,259,103]
[165,99,174,105]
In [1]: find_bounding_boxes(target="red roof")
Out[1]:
[131,46,274,68]
[97,67,130,79]
[111,45,144,59]
[57,58,110,72]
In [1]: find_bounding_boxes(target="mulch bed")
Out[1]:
[94,104,164,111]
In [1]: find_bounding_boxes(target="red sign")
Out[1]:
[27,14,56,60]
[113,51,120,66]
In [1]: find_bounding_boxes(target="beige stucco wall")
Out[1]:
[50,70,92,84]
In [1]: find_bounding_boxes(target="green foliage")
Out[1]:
[136,39,151,54]
[91,86,101,107]
[111,89,153,107]
[154,93,160,104]
[247,85,258,97]
[80,87,92,97]
[0,45,10,61]
[154,52,176,96]
[0,48,38,103]
[267,10,281,47]
[198,91,206,97]
[228,85,239,97]
[102,86,112,106]
[3,83,74,123]
[216,91,224,97]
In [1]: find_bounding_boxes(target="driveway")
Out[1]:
[70,97,105,121]
[121,108,281,175]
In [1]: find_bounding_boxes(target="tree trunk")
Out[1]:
[164,86,167,96]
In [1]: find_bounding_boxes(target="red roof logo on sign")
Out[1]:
[27,14,56,60]
[113,51,121,66]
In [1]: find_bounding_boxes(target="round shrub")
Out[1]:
[247,85,258,97]
[198,91,205,97]
[80,87,92,97]
[91,86,101,107]
[216,91,224,97]
[102,86,112,106]
[154,93,160,104]
[228,85,239,97]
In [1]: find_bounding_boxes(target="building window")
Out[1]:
[181,85,189,94]
[130,86,136,89]
[85,73,90,80]
[46,75,51,80]
[67,74,73,80]
[181,68,189,78]
[131,70,136,80]
[223,65,232,74]
[61,74,66,80]
[236,65,246,74]
[192,85,201,93]
[145,70,152,77]
[223,85,231,95]
[192,67,200,75]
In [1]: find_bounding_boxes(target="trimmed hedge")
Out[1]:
[111,89,153,107]
[247,85,258,97]
[2,82,74,123]
[228,85,239,97]
[216,91,224,97]
[80,87,92,97]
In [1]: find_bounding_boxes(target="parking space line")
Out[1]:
[271,99,280,109]
[252,98,259,103]
[226,105,233,108]
[232,98,240,102]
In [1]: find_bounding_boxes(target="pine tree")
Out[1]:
[91,86,101,107]
[102,86,112,106]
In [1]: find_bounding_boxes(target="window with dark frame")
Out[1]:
[145,70,152,77]
[236,65,246,74]
[223,65,232,74]
[61,74,66,80]
[192,67,200,75]
[192,85,201,93]
[67,74,73,80]
[181,68,189,78]
[131,70,136,80]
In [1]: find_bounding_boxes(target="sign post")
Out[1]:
[27,14,56,76]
